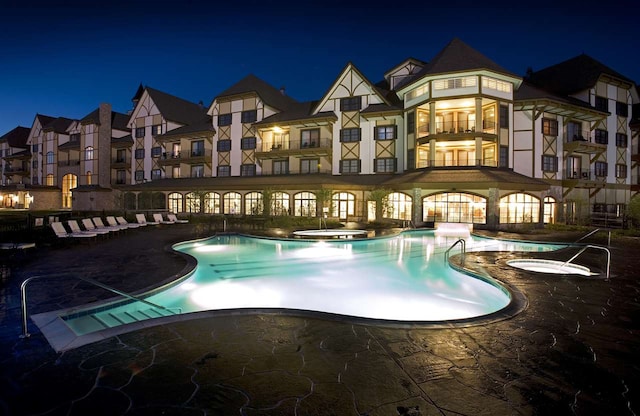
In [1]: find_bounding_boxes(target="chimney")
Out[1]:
[198,100,204,109]
[280,86,286,96]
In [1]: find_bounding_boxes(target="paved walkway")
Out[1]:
[0,225,638,415]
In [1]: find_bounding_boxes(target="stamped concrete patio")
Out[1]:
[0,224,638,415]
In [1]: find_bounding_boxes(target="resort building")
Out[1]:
[1,38,638,230]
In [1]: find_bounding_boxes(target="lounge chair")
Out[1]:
[167,213,189,224]
[80,219,113,235]
[110,216,141,229]
[52,221,97,238]
[153,213,174,224]
[136,213,159,226]
[94,216,128,231]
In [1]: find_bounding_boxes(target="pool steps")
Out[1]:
[63,307,178,335]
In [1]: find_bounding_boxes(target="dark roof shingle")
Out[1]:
[215,74,298,111]
[0,126,30,148]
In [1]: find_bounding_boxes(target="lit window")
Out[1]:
[151,124,162,136]
[293,192,316,217]
[375,126,396,140]
[191,165,204,177]
[84,146,94,161]
[223,192,241,214]
[46,151,54,164]
[499,193,540,224]
[615,164,627,178]
[481,77,511,92]
[203,192,221,214]
[542,118,558,136]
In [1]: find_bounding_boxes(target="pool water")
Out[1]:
[62,231,565,335]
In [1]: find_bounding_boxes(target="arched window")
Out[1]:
[294,192,316,217]
[383,192,412,220]
[223,192,241,214]
[84,146,94,161]
[168,192,183,213]
[46,151,54,164]
[332,192,355,220]
[499,193,540,224]
[46,174,54,186]
[245,191,263,215]
[61,174,77,208]
[203,192,221,214]
[271,192,290,216]
[543,196,556,224]
[86,171,92,185]
[423,192,486,223]
[185,192,201,213]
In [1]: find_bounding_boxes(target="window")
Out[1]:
[407,149,415,170]
[135,127,145,138]
[151,124,162,136]
[185,192,201,213]
[241,110,257,123]
[151,169,162,180]
[191,165,204,178]
[594,96,608,112]
[615,133,628,147]
[434,76,477,90]
[241,137,256,150]
[217,139,231,152]
[383,192,412,220]
[172,166,180,178]
[135,148,145,159]
[203,192,221,214]
[32,159,38,168]
[217,165,230,176]
[374,158,396,173]
[616,101,628,117]
[499,146,509,168]
[543,196,556,224]
[340,96,361,111]
[499,193,539,224]
[273,160,289,175]
[32,144,39,153]
[300,159,319,174]
[87,172,93,185]
[223,192,241,214]
[375,126,397,140]
[340,128,361,142]
[542,118,558,136]
[542,155,558,172]
[595,161,608,177]
[241,164,256,176]
[46,173,54,186]
[46,151,54,164]
[271,192,290,216]
[566,121,583,141]
[407,111,415,135]
[32,176,39,185]
[116,149,126,163]
[615,164,627,178]
[301,129,320,148]
[151,146,162,158]
[218,113,232,126]
[499,105,509,128]
[116,170,126,184]
[135,170,144,181]
[594,129,608,144]
[340,159,360,174]
[70,133,80,142]
[191,140,205,157]
[244,191,263,215]
[84,146,94,161]
[481,77,511,92]
[294,192,316,217]
[168,192,183,213]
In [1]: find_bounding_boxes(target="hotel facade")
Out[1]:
[1,38,638,230]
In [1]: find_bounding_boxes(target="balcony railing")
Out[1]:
[563,169,607,181]
[258,137,331,152]
[256,169,332,176]
[564,130,594,143]
[159,150,209,161]
[4,166,29,173]
[58,160,80,167]
[419,159,497,168]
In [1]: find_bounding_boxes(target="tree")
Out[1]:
[367,188,393,222]
[627,195,640,228]
[314,188,333,217]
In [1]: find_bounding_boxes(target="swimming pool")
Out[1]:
[57,230,565,341]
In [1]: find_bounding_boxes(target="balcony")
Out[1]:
[3,166,29,175]
[418,158,498,168]
[563,132,607,159]
[157,150,210,165]
[257,168,332,176]
[256,138,332,159]
[561,169,606,196]
[58,160,80,167]
[418,120,496,142]
[111,157,129,168]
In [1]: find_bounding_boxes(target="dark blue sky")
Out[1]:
[1,0,638,135]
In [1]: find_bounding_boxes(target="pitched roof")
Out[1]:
[383,168,549,190]
[253,101,337,127]
[35,114,57,129]
[111,134,133,146]
[156,117,214,138]
[395,38,519,90]
[0,126,30,148]
[514,81,606,118]
[214,74,298,111]
[144,87,208,125]
[42,117,75,134]
[80,108,131,131]
[527,54,635,95]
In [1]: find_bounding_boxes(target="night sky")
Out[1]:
[1,0,638,136]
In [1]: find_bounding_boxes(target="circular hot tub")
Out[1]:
[506,259,596,276]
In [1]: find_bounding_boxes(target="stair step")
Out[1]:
[64,315,108,335]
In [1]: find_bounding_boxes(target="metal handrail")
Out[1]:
[444,238,466,262]
[574,228,611,246]
[560,244,611,280]
[20,273,180,339]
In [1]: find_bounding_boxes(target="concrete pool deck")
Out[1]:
[0,225,638,415]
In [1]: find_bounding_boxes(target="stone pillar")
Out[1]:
[487,187,500,230]
[412,187,422,226]
[475,98,482,132]
[98,103,112,189]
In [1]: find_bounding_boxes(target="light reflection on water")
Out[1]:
[145,231,563,321]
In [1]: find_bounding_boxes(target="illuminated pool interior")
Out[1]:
[57,230,566,339]
[506,259,595,276]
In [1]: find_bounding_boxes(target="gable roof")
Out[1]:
[156,116,215,139]
[80,108,131,131]
[395,38,520,91]
[253,101,337,127]
[213,74,298,112]
[0,126,30,148]
[527,54,635,95]
[145,87,208,125]
[43,117,75,134]
[34,114,57,129]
